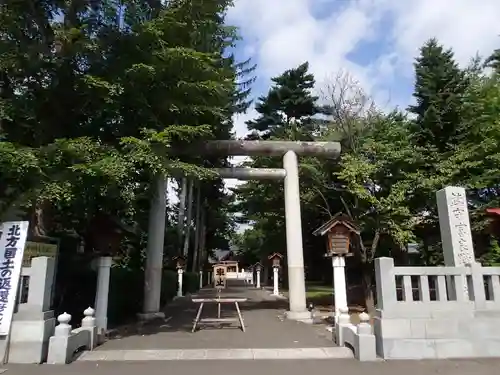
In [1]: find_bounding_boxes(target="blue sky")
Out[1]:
[226,0,500,139]
[168,0,500,212]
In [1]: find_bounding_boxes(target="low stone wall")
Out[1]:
[47,308,97,364]
[335,308,376,361]
[374,257,500,359]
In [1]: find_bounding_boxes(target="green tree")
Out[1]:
[335,112,418,309]
[408,38,469,153]
[485,48,500,73]
[247,62,320,140]
[235,63,323,267]
[404,39,471,263]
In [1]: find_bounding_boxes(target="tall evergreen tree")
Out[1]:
[235,62,322,272]
[246,62,320,140]
[485,48,500,73]
[408,38,469,153]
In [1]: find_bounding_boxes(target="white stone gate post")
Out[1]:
[140,176,167,320]
[283,150,310,321]
[94,256,112,337]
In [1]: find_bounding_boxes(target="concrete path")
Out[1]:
[90,281,336,354]
[5,358,500,375]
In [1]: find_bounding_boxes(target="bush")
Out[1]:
[183,271,199,294]
[107,267,143,326]
[161,269,178,305]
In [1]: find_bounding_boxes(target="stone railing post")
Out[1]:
[468,262,486,309]
[357,313,371,335]
[47,313,72,364]
[55,312,72,337]
[335,306,350,345]
[355,312,376,361]
[374,257,397,310]
[81,307,97,350]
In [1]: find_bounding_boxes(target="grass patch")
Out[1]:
[282,282,333,300]
[305,284,333,298]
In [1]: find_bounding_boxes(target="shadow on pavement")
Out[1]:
[100,280,335,349]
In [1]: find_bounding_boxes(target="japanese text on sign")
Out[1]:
[449,191,474,265]
[0,221,29,335]
[213,265,227,290]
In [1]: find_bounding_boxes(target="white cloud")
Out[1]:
[233,108,258,138]
[228,0,500,116]
[172,1,500,214]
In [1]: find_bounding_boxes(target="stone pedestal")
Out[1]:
[7,308,56,364]
[7,257,56,364]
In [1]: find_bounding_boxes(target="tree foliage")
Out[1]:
[235,38,500,311]
[0,0,251,258]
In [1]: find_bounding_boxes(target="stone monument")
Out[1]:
[437,186,476,299]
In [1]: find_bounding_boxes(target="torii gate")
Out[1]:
[139,140,341,322]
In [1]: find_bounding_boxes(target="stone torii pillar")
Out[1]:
[141,141,341,322]
[139,175,167,320]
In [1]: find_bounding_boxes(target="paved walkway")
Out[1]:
[5,359,500,375]
[5,281,500,372]
[78,280,345,361]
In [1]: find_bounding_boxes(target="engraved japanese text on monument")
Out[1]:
[449,190,474,266]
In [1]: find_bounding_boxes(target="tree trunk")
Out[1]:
[177,177,187,254]
[182,179,194,257]
[361,264,375,313]
[263,263,269,286]
[30,199,51,239]
[198,206,207,271]
[192,182,201,272]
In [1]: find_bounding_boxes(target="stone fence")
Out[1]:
[0,255,110,364]
[47,308,97,364]
[374,257,500,359]
[335,307,376,361]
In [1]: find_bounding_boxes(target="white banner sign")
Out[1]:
[0,221,29,335]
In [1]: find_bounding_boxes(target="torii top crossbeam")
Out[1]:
[176,140,341,158]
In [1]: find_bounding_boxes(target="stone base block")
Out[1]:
[8,316,55,364]
[285,310,313,323]
[137,311,165,321]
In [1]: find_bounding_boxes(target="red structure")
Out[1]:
[485,208,500,234]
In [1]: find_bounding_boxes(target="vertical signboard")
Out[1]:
[0,221,29,335]
[213,264,227,290]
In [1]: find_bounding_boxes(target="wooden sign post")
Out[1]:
[313,214,360,322]
[268,253,283,296]
[213,264,227,290]
[172,255,186,298]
